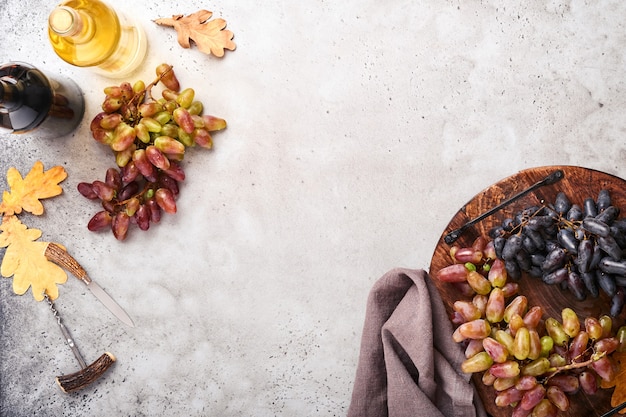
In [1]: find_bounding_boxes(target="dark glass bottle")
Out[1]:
[0,62,84,139]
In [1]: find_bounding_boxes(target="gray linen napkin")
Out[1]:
[347,268,488,417]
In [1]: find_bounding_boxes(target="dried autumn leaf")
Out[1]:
[154,10,236,57]
[606,351,626,413]
[0,215,67,301]
[0,161,67,216]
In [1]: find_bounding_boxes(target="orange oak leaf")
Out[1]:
[0,215,67,301]
[154,10,236,57]
[0,161,67,216]
[607,351,626,413]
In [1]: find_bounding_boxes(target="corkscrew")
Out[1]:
[601,401,626,417]
[443,169,565,245]
[43,293,116,393]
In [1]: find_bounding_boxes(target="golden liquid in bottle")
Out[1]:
[48,0,146,77]
[48,0,121,66]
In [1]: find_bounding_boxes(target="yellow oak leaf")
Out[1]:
[606,351,626,413]
[0,215,67,301]
[0,161,67,216]
[154,10,236,57]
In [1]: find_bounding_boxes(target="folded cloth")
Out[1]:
[347,268,488,417]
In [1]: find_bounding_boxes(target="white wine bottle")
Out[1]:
[0,62,84,139]
[48,0,147,78]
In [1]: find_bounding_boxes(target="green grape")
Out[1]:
[485,287,505,323]
[539,335,553,357]
[154,135,185,155]
[153,110,172,125]
[160,123,179,138]
[132,80,145,94]
[547,353,566,368]
[466,270,492,295]
[599,315,613,338]
[461,352,493,373]
[527,329,541,361]
[529,398,556,417]
[512,326,530,361]
[495,330,515,354]
[487,258,507,287]
[585,317,603,341]
[493,376,516,392]
[188,100,203,115]
[102,95,123,112]
[521,358,551,377]
[203,114,227,131]
[176,88,195,108]
[545,318,569,347]
[135,123,151,143]
[503,295,528,323]
[561,308,580,338]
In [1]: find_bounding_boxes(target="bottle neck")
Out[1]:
[0,79,21,111]
[49,6,94,42]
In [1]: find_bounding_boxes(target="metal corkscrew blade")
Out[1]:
[600,401,626,417]
[443,169,565,245]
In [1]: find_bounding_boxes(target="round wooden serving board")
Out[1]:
[429,165,626,417]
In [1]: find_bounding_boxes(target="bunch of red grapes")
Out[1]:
[78,64,226,240]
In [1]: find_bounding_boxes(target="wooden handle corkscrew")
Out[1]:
[44,293,116,393]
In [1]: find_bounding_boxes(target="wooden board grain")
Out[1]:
[429,165,626,417]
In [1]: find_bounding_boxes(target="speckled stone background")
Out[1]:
[1,0,626,416]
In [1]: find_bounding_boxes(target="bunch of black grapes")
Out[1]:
[489,190,626,316]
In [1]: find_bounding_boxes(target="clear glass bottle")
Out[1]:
[0,62,84,139]
[48,0,147,78]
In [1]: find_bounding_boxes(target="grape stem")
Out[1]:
[120,65,176,127]
[509,203,548,235]
[114,182,156,210]
[145,65,175,103]
[543,350,606,382]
